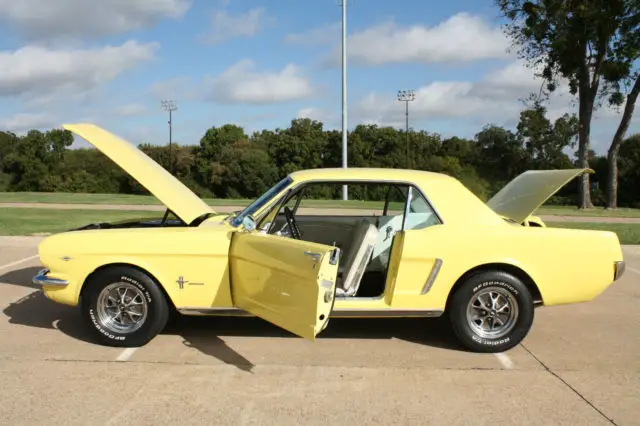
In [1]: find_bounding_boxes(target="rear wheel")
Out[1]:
[447,270,534,353]
[81,266,170,347]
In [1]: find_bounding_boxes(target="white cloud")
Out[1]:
[285,22,341,46]
[0,112,57,133]
[352,60,576,128]
[328,13,509,66]
[205,59,314,104]
[350,59,640,152]
[0,41,159,100]
[199,7,273,44]
[0,0,190,41]
[115,103,148,117]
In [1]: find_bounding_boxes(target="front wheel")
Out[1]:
[81,266,170,347]
[447,270,534,353]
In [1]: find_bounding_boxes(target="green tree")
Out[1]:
[516,105,577,169]
[617,133,640,207]
[210,140,278,198]
[496,0,639,209]
[196,124,247,191]
[5,129,73,191]
[607,73,640,207]
[475,125,528,192]
[0,131,19,190]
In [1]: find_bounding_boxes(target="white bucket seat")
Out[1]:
[336,219,379,297]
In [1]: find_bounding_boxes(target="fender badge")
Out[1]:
[60,256,72,261]
[176,276,188,289]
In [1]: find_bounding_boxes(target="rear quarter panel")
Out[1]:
[396,222,623,310]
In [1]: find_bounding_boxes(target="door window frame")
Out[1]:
[255,178,443,231]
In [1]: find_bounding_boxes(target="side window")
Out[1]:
[404,188,440,231]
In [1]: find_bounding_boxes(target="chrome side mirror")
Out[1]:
[242,216,257,232]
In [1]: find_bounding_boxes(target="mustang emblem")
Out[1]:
[176,276,189,289]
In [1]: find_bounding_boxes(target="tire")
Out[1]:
[447,270,534,353]
[81,266,170,347]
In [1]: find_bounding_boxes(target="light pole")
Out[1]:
[397,90,415,169]
[161,100,177,174]
[340,0,348,200]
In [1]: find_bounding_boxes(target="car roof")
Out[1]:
[288,167,456,183]
[289,167,507,227]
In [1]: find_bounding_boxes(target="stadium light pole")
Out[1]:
[339,0,349,200]
[397,90,415,169]
[161,100,177,174]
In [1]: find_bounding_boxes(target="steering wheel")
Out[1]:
[283,206,302,240]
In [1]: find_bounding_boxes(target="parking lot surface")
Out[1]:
[1,236,638,425]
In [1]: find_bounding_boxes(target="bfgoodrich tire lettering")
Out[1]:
[448,270,534,353]
[81,266,169,347]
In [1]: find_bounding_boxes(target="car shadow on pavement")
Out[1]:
[2,267,465,370]
[1,266,95,342]
[164,312,462,352]
[0,266,43,289]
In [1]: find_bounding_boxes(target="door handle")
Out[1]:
[304,251,321,261]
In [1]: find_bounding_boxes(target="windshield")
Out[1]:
[230,176,293,227]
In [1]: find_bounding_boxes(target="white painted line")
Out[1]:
[494,352,514,369]
[628,267,640,276]
[115,347,138,362]
[0,254,39,271]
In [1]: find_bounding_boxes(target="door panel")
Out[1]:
[296,216,359,248]
[271,214,376,254]
[383,228,441,307]
[229,232,340,340]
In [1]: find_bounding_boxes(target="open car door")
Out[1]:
[229,232,340,340]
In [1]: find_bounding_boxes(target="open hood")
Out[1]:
[486,168,592,223]
[63,123,215,225]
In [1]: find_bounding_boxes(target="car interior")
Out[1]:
[255,181,441,299]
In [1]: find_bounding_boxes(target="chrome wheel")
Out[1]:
[96,282,148,334]
[466,285,519,339]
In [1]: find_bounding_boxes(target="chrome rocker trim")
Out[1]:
[177,307,444,318]
[32,269,69,287]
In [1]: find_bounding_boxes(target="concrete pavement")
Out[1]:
[0,237,638,425]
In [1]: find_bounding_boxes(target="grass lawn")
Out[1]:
[545,222,640,244]
[0,191,394,210]
[0,191,245,206]
[2,191,640,217]
[535,205,640,218]
[0,208,165,236]
[1,208,639,244]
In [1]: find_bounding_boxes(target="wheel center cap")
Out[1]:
[489,311,497,317]
[119,305,125,311]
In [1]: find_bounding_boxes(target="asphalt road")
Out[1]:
[1,236,638,426]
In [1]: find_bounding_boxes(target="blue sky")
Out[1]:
[0,0,637,155]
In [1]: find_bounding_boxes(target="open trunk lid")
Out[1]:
[486,168,592,223]
[63,123,215,225]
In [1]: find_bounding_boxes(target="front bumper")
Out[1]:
[32,268,69,287]
[614,261,626,281]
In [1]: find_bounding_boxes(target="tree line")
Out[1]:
[1,105,639,208]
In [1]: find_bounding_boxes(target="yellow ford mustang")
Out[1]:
[33,124,626,353]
